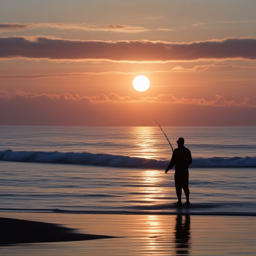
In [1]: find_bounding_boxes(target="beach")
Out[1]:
[1,212,256,255]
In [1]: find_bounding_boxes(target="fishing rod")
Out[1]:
[152,114,174,152]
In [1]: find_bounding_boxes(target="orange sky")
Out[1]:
[0,0,256,125]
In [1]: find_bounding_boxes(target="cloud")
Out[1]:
[1,37,256,62]
[0,23,148,33]
[0,90,256,126]
[157,28,176,32]
[0,90,133,103]
[170,62,256,72]
[140,94,255,107]
[192,22,204,27]
[0,90,254,108]
[1,62,255,80]
[0,23,28,31]
[0,71,142,79]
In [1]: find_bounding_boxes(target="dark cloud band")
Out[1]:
[0,24,28,31]
[1,37,256,61]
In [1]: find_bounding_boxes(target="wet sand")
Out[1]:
[0,212,256,255]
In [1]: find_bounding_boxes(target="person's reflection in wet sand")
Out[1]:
[174,215,191,255]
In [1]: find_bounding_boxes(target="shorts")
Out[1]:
[175,170,189,188]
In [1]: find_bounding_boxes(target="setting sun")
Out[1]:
[133,75,150,92]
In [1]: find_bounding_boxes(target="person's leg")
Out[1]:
[175,176,182,206]
[183,186,190,204]
[183,171,190,205]
[175,184,182,203]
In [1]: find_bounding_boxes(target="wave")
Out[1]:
[0,150,256,168]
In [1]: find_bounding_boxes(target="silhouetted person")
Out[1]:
[165,137,192,206]
[174,215,191,255]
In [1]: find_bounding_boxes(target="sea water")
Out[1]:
[0,126,256,215]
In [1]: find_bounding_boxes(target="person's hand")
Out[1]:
[165,169,168,174]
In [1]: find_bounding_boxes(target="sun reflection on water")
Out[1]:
[130,127,161,159]
[144,215,191,254]
[137,169,169,208]
[146,215,163,250]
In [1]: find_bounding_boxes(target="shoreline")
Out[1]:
[1,208,256,217]
[0,212,255,255]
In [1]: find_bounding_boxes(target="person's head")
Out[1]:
[177,137,184,147]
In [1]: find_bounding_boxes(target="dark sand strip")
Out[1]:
[0,217,114,245]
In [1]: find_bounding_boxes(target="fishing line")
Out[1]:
[152,114,174,152]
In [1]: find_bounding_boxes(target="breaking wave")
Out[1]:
[0,150,256,168]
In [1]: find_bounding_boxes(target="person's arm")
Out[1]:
[188,150,192,165]
[165,150,177,173]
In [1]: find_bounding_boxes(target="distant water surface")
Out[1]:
[0,126,256,158]
[0,126,256,168]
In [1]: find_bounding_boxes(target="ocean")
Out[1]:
[0,126,256,216]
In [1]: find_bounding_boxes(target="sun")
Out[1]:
[133,75,150,92]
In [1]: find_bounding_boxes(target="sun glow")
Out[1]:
[133,75,150,92]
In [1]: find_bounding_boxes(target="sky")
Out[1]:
[1,0,256,126]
